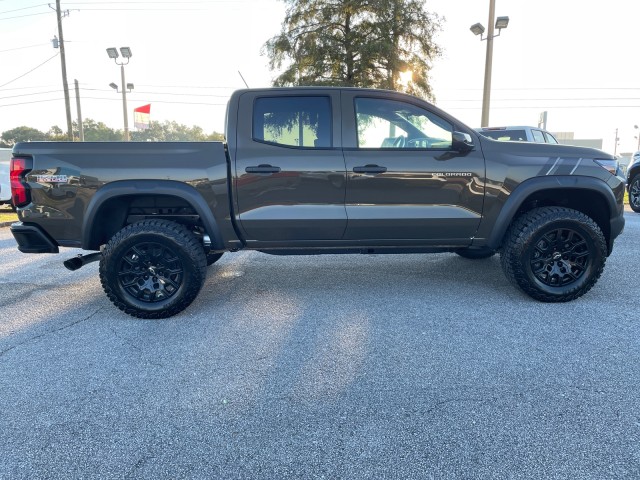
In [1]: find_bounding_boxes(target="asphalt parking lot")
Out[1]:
[0,214,639,479]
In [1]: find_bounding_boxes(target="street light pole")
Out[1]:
[120,64,129,141]
[470,0,509,127]
[106,47,132,141]
[481,0,496,128]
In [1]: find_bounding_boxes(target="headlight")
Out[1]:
[594,158,620,176]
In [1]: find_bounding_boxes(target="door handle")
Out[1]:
[245,164,281,174]
[353,165,387,174]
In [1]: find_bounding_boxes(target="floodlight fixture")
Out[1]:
[106,47,119,59]
[120,47,132,59]
[126,83,134,91]
[470,23,485,36]
[495,16,509,30]
[109,82,118,90]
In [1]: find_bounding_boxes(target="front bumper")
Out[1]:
[10,222,59,253]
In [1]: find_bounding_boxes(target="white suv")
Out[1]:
[0,148,12,208]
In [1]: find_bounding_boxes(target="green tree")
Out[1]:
[46,125,68,141]
[1,126,48,146]
[264,0,442,99]
[130,121,224,142]
[78,119,123,141]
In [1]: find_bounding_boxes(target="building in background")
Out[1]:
[552,132,603,149]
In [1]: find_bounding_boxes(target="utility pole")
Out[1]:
[74,79,84,141]
[55,0,73,141]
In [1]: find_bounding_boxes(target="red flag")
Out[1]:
[134,104,151,130]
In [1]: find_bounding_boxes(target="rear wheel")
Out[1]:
[500,207,606,302]
[628,174,640,212]
[99,219,207,319]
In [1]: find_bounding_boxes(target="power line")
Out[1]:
[134,84,236,89]
[0,84,59,92]
[440,98,640,103]
[0,11,51,20]
[0,53,59,88]
[0,43,49,53]
[0,98,63,107]
[0,3,48,15]
[0,90,61,100]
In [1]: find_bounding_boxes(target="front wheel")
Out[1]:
[99,219,207,319]
[500,207,606,302]
[628,174,640,212]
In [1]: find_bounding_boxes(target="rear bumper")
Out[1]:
[10,222,59,253]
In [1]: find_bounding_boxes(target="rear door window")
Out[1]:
[253,96,332,148]
[531,129,545,143]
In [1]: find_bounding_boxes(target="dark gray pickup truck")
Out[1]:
[9,87,625,318]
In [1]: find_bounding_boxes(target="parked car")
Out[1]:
[476,126,559,144]
[626,151,640,212]
[0,148,13,209]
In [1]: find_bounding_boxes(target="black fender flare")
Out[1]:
[82,180,224,250]
[487,175,618,249]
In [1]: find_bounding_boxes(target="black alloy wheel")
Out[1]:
[501,207,606,302]
[529,227,589,287]
[100,219,207,318]
[117,241,184,303]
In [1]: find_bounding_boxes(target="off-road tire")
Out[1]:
[206,252,223,266]
[628,174,640,213]
[500,207,606,302]
[99,219,207,319]
[455,247,496,259]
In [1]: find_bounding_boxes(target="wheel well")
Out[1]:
[511,188,611,246]
[87,194,205,249]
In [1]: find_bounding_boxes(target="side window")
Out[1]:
[253,96,332,148]
[544,132,558,144]
[355,98,452,150]
[531,129,545,143]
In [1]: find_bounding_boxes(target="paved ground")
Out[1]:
[0,215,639,479]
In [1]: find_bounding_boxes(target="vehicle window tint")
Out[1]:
[531,129,545,143]
[253,96,332,148]
[544,132,558,144]
[482,130,526,141]
[355,98,452,150]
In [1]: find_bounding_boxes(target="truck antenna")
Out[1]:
[238,71,250,88]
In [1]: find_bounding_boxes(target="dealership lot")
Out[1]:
[0,215,638,479]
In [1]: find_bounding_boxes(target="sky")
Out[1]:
[0,0,638,154]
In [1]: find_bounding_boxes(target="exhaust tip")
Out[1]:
[63,257,83,271]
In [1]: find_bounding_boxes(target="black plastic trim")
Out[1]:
[10,222,59,253]
[82,180,224,250]
[487,175,620,250]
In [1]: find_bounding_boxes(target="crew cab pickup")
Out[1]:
[10,87,625,318]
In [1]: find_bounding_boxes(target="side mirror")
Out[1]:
[452,131,474,153]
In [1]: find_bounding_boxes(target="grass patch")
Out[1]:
[0,211,18,223]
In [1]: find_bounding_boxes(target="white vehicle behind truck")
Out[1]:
[0,148,13,208]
